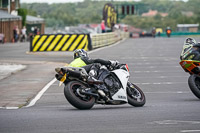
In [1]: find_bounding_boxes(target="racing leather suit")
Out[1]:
[68,56,112,79]
[181,43,200,61]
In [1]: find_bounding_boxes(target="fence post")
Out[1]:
[87,34,93,50]
[30,35,33,52]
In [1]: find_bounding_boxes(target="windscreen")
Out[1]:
[180,38,197,59]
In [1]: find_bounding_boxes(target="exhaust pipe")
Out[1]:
[80,90,99,98]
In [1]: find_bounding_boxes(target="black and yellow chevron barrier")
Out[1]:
[30,34,91,52]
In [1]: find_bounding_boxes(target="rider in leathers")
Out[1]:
[180,38,200,61]
[56,49,118,100]
[69,49,118,81]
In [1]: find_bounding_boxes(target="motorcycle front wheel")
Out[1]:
[64,81,95,110]
[127,82,146,107]
[188,74,200,99]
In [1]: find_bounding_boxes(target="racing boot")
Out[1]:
[87,68,103,84]
[87,76,103,85]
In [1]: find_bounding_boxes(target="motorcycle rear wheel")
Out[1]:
[188,74,200,99]
[64,81,95,110]
[127,83,146,107]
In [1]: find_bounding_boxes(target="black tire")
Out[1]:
[188,74,200,99]
[64,81,95,110]
[127,83,146,107]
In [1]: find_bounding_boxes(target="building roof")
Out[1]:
[177,24,199,28]
[181,11,194,17]
[142,9,168,17]
[142,10,158,17]
[26,15,45,24]
[0,10,21,20]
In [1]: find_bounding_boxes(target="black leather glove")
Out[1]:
[109,60,119,67]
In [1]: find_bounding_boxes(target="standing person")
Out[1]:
[37,28,40,35]
[13,26,19,42]
[16,26,20,42]
[13,26,17,42]
[34,26,38,36]
[158,31,161,37]
[152,27,156,38]
[101,20,106,33]
[21,26,27,42]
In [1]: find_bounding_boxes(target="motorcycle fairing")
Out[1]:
[110,69,130,102]
[180,60,200,74]
[111,88,128,102]
[180,44,193,59]
[180,38,197,60]
[112,69,130,89]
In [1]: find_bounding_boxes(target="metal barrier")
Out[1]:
[30,32,129,52]
[91,32,129,49]
[30,34,91,52]
[158,32,200,37]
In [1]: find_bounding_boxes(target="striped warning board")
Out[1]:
[30,34,91,52]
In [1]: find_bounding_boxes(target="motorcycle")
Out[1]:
[179,38,200,99]
[166,27,172,38]
[55,63,146,110]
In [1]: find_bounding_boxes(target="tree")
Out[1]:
[18,8,27,26]
[20,0,200,31]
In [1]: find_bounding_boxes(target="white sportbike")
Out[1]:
[55,63,146,110]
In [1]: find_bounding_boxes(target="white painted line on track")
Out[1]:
[0,107,19,110]
[135,82,186,85]
[151,120,200,125]
[133,76,188,79]
[145,91,190,94]
[25,78,57,108]
[180,130,200,133]
[133,70,183,73]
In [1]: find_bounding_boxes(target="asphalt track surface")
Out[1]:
[0,37,200,133]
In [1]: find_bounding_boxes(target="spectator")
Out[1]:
[101,20,106,33]
[37,28,40,35]
[0,33,4,44]
[21,26,27,42]
[158,31,161,37]
[34,26,38,35]
[152,27,156,38]
[13,26,19,42]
